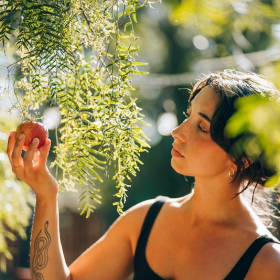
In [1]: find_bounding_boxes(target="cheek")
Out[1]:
[195,140,230,164]
[191,140,219,167]
[171,138,231,176]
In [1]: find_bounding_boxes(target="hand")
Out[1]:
[7,131,58,200]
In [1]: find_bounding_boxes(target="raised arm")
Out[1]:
[7,131,70,279]
[7,131,148,280]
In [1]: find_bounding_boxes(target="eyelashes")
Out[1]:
[198,126,209,134]
[182,111,209,134]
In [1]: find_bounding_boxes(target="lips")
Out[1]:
[171,144,184,157]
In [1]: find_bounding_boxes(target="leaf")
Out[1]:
[130,62,148,66]
[80,204,89,216]
[101,52,113,57]
[119,34,131,39]
[124,22,132,31]
[265,174,280,188]
[0,0,157,220]
[79,200,87,209]
[139,119,151,126]
[132,12,137,23]
[130,70,149,75]
[87,168,103,182]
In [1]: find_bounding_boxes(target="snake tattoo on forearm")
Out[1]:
[32,221,51,280]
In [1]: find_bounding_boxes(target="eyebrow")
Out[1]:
[187,105,212,123]
[198,112,212,123]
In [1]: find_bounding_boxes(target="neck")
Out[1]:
[186,176,247,226]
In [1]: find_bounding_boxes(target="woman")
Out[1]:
[7,70,280,280]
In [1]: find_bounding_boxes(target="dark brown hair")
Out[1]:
[189,69,279,194]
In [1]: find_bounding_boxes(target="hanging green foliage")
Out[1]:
[168,0,280,37]
[0,0,160,217]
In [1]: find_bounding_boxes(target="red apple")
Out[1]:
[16,121,48,151]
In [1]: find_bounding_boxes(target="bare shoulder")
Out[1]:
[103,196,179,255]
[117,198,156,227]
[120,197,173,254]
[125,198,157,216]
[123,196,179,223]
[107,198,157,239]
[247,238,280,280]
[122,196,177,223]
[69,198,159,279]
[107,197,174,236]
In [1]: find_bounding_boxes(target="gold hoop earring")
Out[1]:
[229,168,235,178]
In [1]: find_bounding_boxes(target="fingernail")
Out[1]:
[18,134,23,140]
[32,138,39,145]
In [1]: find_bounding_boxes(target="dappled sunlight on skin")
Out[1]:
[171,86,232,179]
[1,0,280,276]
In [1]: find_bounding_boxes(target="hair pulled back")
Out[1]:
[189,69,280,193]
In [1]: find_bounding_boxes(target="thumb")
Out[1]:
[38,139,51,167]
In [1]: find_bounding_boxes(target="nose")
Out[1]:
[171,122,185,142]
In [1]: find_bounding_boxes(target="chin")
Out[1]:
[171,159,200,177]
[171,159,188,175]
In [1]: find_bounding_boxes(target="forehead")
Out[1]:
[190,85,219,115]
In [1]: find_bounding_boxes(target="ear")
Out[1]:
[227,154,238,172]
[242,157,253,169]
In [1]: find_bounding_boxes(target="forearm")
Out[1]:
[30,195,71,280]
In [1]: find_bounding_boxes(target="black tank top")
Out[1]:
[133,196,280,280]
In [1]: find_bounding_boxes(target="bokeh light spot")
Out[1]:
[163,99,176,112]
[157,112,178,136]
[193,35,209,50]
[43,107,61,129]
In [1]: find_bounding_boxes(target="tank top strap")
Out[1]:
[133,196,168,280]
[139,196,168,242]
[224,235,280,280]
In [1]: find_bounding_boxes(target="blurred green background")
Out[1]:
[1,0,280,279]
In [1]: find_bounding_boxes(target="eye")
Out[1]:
[198,124,209,134]
[183,111,209,133]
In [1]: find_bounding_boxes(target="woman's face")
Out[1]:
[171,85,233,179]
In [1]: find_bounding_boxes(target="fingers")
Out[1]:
[8,131,25,174]
[7,129,52,177]
[33,150,40,164]
[24,138,39,172]
[38,139,51,168]
[7,131,16,163]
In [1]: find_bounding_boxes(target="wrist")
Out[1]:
[35,192,58,206]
